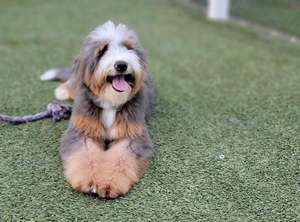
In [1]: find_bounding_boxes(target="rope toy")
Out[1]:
[0,102,72,124]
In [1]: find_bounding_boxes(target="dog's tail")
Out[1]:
[40,68,72,82]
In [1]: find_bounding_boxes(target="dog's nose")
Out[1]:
[114,60,128,72]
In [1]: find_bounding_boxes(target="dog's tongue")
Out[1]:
[112,75,128,92]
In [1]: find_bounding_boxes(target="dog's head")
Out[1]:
[72,21,147,108]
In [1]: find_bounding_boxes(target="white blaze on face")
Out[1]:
[90,21,142,78]
[88,21,143,108]
[98,44,141,77]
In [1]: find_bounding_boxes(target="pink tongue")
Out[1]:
[112,75,128,92]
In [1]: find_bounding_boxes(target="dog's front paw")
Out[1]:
[96,139,146,198]
[65,161,138,198]
[96,170,137,198]
[62,139,148,198]
[65,164,139,198]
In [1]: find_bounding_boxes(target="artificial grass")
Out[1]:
[230,0,300,37]
[195,0,300,36]
[1,0,300,221]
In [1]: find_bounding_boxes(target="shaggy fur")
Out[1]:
[41,21,155,198]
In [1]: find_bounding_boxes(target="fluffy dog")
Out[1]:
[41,21,155,198]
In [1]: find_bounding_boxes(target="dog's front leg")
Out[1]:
[61,128,153,198]
[60,136,106,194]
[97,130,154,198]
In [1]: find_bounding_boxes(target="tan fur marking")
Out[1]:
[110,121,143,139]
[62,139,148,198]
[71,109,143,140]
[55,80,76,100]
[123,39,136,50]
[84,73,109,97]
[55,81,70,100]
[71,113,105,139]
[62,139,105,193]
[99,42,108,51]
[96,139,148,198]
[82,41,109,96]
[128,70,146,98]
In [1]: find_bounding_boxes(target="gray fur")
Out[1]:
[60,70,155,159]
[59,22,155,159]
[59,126,85,157]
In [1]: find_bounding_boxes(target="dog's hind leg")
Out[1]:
[55,80,72,100]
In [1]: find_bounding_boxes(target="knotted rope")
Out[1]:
[0,102,72,123]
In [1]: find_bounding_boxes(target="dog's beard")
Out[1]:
[88,57,142,108]
[86,69,138,108]
[101,83,132,106]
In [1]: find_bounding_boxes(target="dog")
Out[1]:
[41,21,155,198]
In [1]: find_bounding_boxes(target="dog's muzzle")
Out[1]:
[105,60,134,93]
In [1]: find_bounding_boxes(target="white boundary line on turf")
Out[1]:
[183,0,300,44]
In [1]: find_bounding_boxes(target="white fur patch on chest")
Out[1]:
[102,108,116,128]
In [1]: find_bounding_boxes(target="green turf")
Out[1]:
[195,0,300,36]
[230,0,300,36]
[1,0,300,221]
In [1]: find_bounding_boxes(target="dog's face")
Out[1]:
[72,21,147,108]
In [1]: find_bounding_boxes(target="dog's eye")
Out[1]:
[122,39,135,50]
[124,45,133,50]
[97,44,108,61]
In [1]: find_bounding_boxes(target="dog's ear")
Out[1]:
[72,40,105,86]
[69,55,83,91]
[69,44,100,97]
